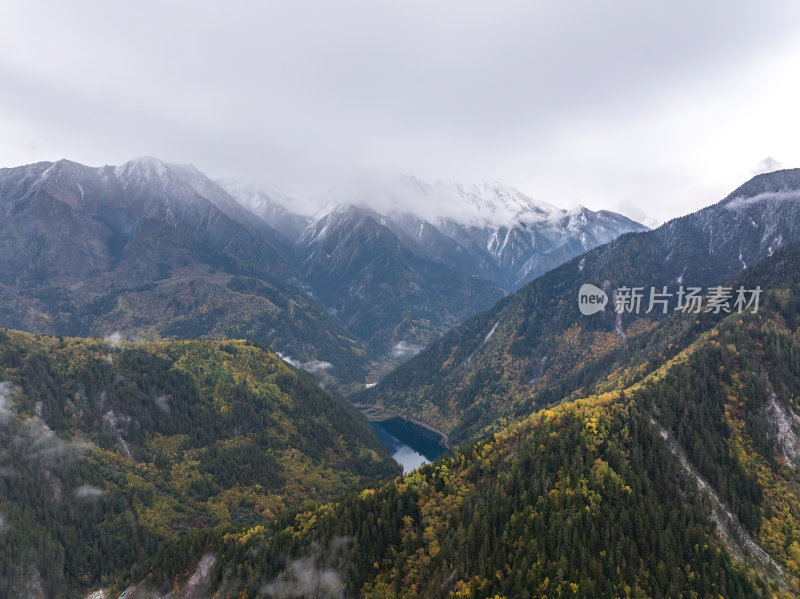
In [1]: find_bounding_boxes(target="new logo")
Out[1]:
[578,284,608,315]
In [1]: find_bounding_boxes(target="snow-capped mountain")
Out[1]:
[360,167,800,448]
[224,175,649,290]
[292,203,505,352]
[384,176,559,227]
[383,178,649,289]
[390,205,648,290]
[0,157,648,383]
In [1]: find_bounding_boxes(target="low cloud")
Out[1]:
[1,386,92,472]
[261,558,342,598]
[104,332,124,348]
[153,394,170,413]
[752,156,783,175]
[0,382,13,424]
[391,341,422,360]
[75,484,104,499]
[21,417,92,464]
[261,538,352,598]
[725,190,800,210]
[23,418,67,458]
[277,353,333,374]
[614,200,660,229]
[303,360,333,374]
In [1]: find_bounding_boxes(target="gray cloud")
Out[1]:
[74,484,104,499]
[391,341,423,360]
[753,156,784,175]
[20,417,93,464]
[261,538,352,598]
[613,200,661,230]
[153,394,170,413]
[104,332,124,349]
[1,385,93,473]
[724,190,800,211]
[276,353,333,374]
[261,557,343,598]
[0,382,14,424]
[1,2,800,226]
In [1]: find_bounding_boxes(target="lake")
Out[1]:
[370,417,447,473]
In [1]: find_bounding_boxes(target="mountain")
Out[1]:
[126,241,800,597]
[213,176,644,368]
[0,158,371,388]
[1,159,640,387]
[225,176,648,292]
[216,180,511,366]
[0,331,400,598]
[216,179,312,245]
[356,169,800,444]
[379,177,649,290]
[294,205,506,358]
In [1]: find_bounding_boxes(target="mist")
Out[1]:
[2,2,800,224]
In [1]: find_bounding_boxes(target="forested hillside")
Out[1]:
[136,242,800,598]
[0,332,399,598]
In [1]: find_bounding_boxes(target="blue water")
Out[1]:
[371,417,447,473]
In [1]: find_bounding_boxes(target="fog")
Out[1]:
[2,1,800,224]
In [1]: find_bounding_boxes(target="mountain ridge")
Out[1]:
[223,175,648,290]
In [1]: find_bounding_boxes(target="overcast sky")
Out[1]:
[2,1,799,225]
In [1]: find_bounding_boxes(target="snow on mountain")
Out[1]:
[424,203,647,289]
[316,177,647,289]
[325,174,559,228]
[0,157,298,283]
[217,179,311,241]
[0,156,646,291]
[221,174,648,290]
[439,179,558,226]
[113,155,169,181]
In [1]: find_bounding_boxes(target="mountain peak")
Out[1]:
[114,156,169,179]
[112,158,221,204]
[376,176,561,227]
[450,180,559,225]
